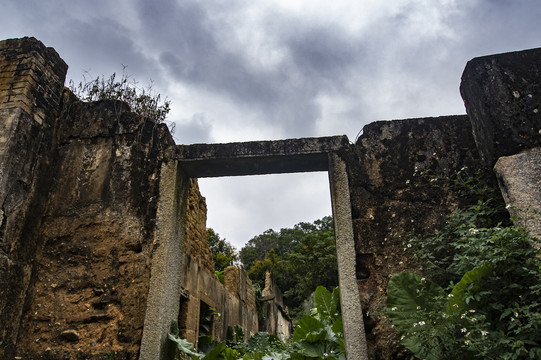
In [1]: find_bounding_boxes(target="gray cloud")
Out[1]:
[2,0,541,247]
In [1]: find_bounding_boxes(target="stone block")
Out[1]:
[494,147,541,245]
[461,47,541,166]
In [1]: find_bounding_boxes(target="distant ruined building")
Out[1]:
[1,37,540,359]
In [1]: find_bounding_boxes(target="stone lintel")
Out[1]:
[171,136,350,177]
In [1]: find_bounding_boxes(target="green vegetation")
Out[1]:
[168,286,345,359]
[386,172,541,359]
[207,229,238,272]
[69,67,172,127]
[239,216,338,317]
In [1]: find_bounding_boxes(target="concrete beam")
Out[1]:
[171,136,349,177]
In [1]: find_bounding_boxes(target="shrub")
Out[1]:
[387,200,541,359]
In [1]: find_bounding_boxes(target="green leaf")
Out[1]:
[387,272,444,329]
[331,287,341,318]
[170,320,180,337]
[201,341,227,360]
[315,286,333,319]
[167,333,201,358]
[331,316,343,336]
[292,315,326,343]
[446,262,492,314]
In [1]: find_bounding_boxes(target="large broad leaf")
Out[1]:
[331,316,343,337]
[446,262,492,314]
[167,333,201,358]
[262,352,289,360]
[386,272,444,330]
[315,286,333,320]
[292,315,327,343]
[291,340,342,359]
[331,287,341,319]
[400,333,444,360]
[201,341,227,360]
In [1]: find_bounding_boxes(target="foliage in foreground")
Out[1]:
[168,286,345,360]
[386,200,541,359]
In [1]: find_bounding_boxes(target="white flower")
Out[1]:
[419,321,426,326]
[469,228,479,234]
[417,306,421,310]
[481,330,489,336]
[461,328,467,333]
[405,179,410,184]
[469,309,475,313]
[506,204,512,209]
[448,294,454,298]
[453,304,459,308]
[391,307,398,311]
[514,312,518,318]
[400,335,405,340]
[420,277,426,281]
[465,340,471,346]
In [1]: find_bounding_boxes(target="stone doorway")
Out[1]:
[140,136,367,359]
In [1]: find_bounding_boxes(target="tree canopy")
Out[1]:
[240,216,338,316]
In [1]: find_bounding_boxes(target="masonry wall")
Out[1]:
[0,37,67,359]
[261,271,291,341]
[344,47,541,359]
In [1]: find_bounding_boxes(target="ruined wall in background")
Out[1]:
[261,271,291,341]
[184,178,215,274]
[0,37,67,359]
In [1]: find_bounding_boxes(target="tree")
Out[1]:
[240,216,339,316]
[207,228,237,272]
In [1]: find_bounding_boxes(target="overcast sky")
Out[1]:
[2,0,541,249]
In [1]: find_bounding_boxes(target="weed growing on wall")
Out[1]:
[386,199,541,359]
[69,67,173,130]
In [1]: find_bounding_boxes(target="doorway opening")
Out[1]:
[140,136,368,359]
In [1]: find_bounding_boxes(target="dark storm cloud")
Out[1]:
[130,0,366,136]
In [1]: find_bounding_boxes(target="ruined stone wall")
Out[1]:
[345,115,494,359]
[3,36,541,360]
[184,178,215,274]
[0,37,260,360]
[0,37,67,359]
[261,271,291,341]
[345,46,541,359]
[13,89,176,359]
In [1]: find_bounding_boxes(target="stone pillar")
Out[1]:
[328,152,369,360]
[139,160,190,360]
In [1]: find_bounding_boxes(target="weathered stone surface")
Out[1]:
[0,37,67,360]
[14,88,176,359]
[185,178,215,273]
[346,115,499,359]
[60,329,80,342]
[261,272,291,341]
[174,136,350,177]
[494,147,541,245]
[461,47,541,166]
